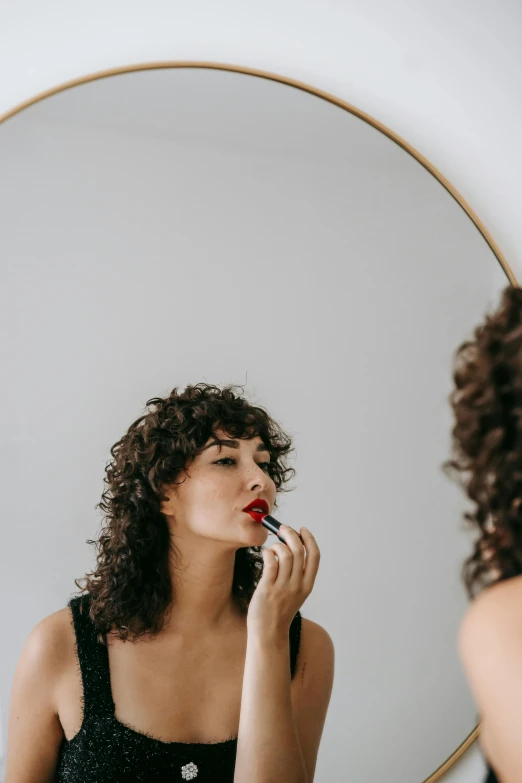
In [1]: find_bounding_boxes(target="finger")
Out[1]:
[300,528,320,593]
[277,525,303,544]
[279,525,305,583]
[261,548,279,585]
[278,524,303,545]
[270,541,293,584]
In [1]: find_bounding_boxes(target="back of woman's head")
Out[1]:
[76,382,295,640]
[444,285,522,598]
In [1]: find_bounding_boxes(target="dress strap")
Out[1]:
[289,610,302,679]
[69,593,114,720]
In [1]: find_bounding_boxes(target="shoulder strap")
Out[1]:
[69,593,114,720]
[289,610,302,679]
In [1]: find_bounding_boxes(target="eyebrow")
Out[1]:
[203,439,269,453]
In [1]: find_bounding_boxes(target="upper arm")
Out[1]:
[291,618,335,782]
[459,578,522,783]
[5,610,68,783]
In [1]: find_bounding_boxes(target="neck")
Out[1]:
[164,539,244,634]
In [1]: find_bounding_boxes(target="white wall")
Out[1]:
[2,2,521,781]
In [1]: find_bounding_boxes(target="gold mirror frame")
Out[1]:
[0,60,516,782]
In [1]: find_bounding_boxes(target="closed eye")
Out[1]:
[214,457,271,472]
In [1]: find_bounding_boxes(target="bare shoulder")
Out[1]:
[29,605,74,655]
[459,575,522,691]
[5,606,76,779]
[296,618,335,686]
[18,605,76,685]
[459,576,522,654]
[458,577,522,779]
[300,618,334,654]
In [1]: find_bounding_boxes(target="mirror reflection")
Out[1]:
[0,66,509,782]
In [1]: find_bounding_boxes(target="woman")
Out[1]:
[445,285,522,783]
[6,383,334,783]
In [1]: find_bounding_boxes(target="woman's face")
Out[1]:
[160,428,276,547]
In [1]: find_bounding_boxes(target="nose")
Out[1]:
[248,463,271,491]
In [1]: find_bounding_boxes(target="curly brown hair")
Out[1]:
[443,284,522,598]
[75,382,296,641]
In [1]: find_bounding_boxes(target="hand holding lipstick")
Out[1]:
[246,525,320,638]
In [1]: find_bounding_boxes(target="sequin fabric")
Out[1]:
[55,593,302,782]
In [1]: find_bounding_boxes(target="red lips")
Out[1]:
[243,498,269,522]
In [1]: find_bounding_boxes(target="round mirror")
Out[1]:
[0,65,512,782]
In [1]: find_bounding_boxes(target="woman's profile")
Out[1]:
[6,383,334,782]
[445,285,522,783]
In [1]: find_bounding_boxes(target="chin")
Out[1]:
[245,523,268,541]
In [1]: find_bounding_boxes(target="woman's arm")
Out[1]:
[234,627,305,783]
[236,524,329,783]
[290,619,335,780]
[459,576,522,783]
[5,612,67,783]
[234,618,334,783]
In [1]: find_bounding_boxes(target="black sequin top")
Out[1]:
[56,593,302,782]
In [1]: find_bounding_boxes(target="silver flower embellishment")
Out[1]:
[181,761,198,780]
